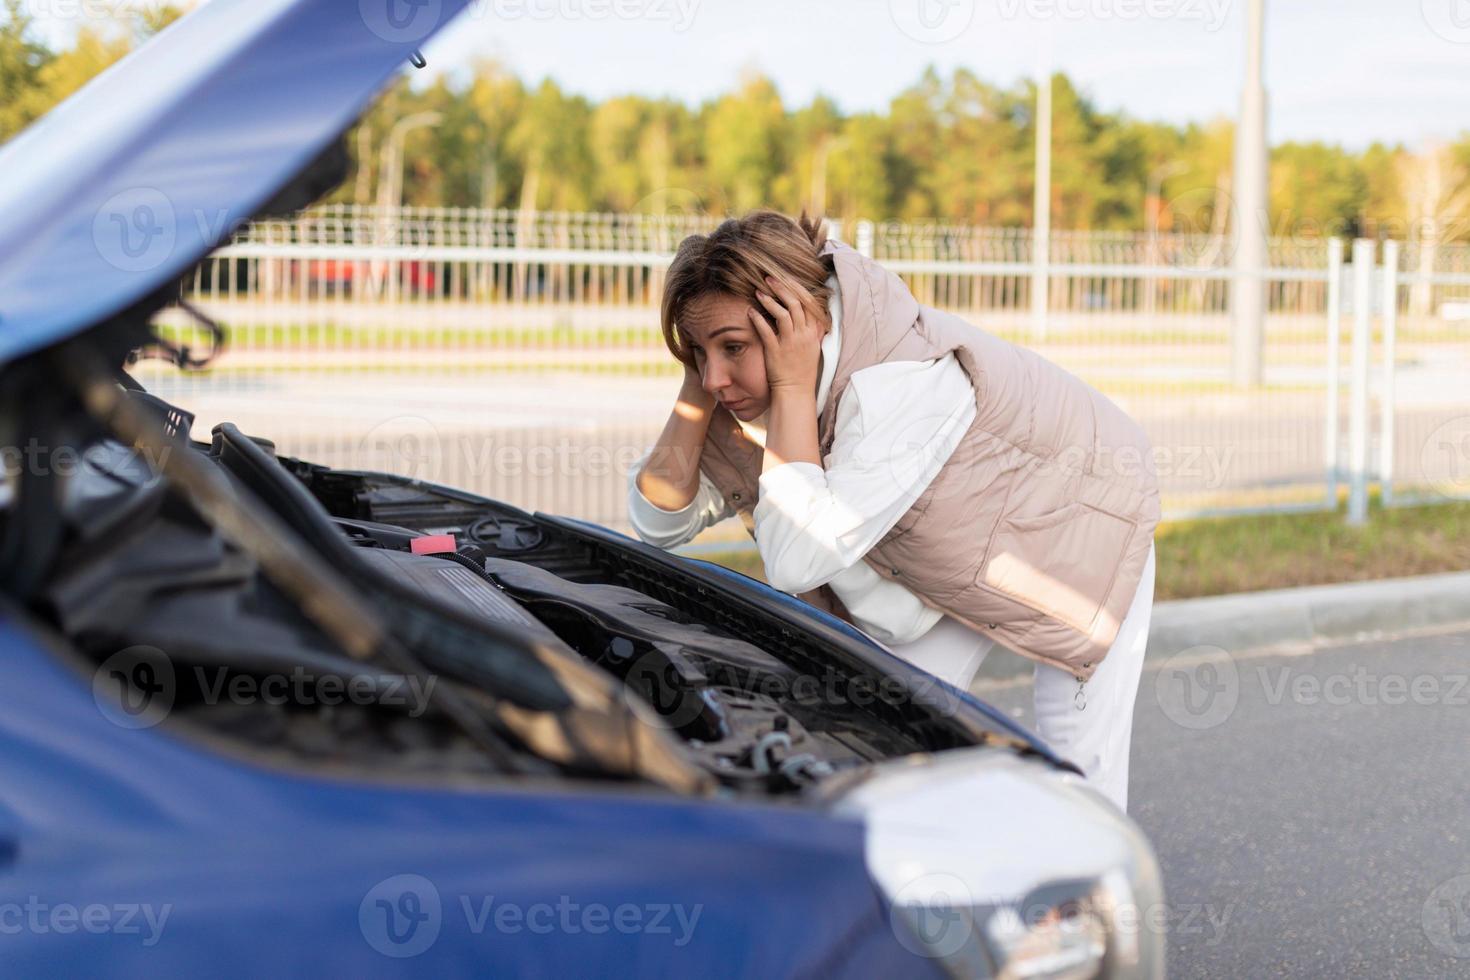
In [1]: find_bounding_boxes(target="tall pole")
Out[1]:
[1031,33,1053,343]
[377,111,443,216]
[1230,0,1268,388]
[374,111,441,300]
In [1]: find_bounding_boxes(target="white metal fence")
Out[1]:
[138,206,1470,539]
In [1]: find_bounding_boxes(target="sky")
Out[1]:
[31,0,1470,150]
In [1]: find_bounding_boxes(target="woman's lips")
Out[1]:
[723,399,749,411]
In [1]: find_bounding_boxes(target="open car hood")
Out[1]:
[0,0,473,367]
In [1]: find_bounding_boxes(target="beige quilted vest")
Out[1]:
[696,240,1160,680]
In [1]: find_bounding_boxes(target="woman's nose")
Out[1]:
[702,359,729,392]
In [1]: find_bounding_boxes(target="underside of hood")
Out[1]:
[0,0,473,367]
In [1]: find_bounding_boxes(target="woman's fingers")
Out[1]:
[763,275,808,331]
[755,289,794,336]
[747,305,777,344]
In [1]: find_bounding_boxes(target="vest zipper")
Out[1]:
[1074,662,1091,711]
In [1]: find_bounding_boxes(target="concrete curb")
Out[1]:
[973,570,1470,684]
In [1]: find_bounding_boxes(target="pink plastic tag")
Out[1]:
[409,534,457,555]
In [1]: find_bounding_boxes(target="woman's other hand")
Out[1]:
[679,358,717,414]
[749,274,825,395]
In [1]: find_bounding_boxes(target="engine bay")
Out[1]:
[15,386,1022,799]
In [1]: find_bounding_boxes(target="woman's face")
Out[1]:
[679,292,771,420]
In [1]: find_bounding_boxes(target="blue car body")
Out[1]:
[0,614,931,976]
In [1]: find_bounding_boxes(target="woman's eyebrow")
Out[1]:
[707,326,746,340]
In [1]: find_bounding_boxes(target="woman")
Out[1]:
[627,209,1159,811]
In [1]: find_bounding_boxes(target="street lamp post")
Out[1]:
[1230,0,1268,388]
[374,111,442,300]
[1031,67,1053,344]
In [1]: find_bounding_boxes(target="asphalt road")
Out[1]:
[973,628,1470,979]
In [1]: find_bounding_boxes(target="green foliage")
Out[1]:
[0,0,184,142]
[3,11,1465,239]
[0,0,53,142]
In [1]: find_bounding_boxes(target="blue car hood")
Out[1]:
[0,0,472,366]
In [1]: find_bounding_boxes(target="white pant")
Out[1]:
[885,541,1156,812]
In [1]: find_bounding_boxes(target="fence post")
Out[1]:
[1379,240,1400,507]
[1347,239,1374,526]
[1324,238,1344,508]
[855,220,874,258]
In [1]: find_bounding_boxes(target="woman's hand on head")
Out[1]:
[678,358,716,412]
[749,274,824,395]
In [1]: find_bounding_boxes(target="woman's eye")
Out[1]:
[726,344,745,356]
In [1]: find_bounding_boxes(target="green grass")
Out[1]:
[130,360,688,378]
[693,491,1470,601]
[158,322,667,350]
[160,319,1465,352]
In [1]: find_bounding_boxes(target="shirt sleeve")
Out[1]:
[751,353,977,595]
[626,445,735,550]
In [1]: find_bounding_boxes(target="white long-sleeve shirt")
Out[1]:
[627,273,978,645]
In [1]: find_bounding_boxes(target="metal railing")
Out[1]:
[139,206,1470,539]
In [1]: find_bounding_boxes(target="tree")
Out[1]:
[1269,142,1367,240]
[0,0,53,143]
[506,78,593,213]
[885,66,945,220]
[6,14,1452,240]
[702,69,787,213]
[828,112,892,224]
[590,95,653,211]
[1398,140,1470,319]
[941,69,1028,226]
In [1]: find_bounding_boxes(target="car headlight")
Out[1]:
[831,751,1165,979]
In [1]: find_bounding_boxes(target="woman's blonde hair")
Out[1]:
[659,209,835,367]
